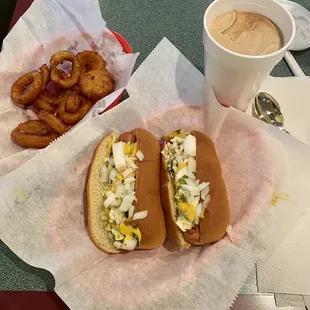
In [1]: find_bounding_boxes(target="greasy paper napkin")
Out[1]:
[0,0,138,161]
[0,38,310,310]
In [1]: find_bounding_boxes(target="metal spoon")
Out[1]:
[253,92,290,134]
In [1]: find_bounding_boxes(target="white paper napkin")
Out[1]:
[251,76,310,295]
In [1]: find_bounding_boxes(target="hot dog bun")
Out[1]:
[133,129,166,249]
[85,129,166,253]
[161,130,230,248]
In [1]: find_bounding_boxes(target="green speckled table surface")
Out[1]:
[1,0,310,292]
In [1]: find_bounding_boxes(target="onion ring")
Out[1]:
[79,69,115,101]
[65,92,81,113]
[76,51,106,75]
[11,71,43,107]
[11,120,58,149]
[33,97,56,113]
[38,110,69,135]
[50,51,81,88]
[39,89,71,107]
[57,95,93,125]
[39,64,50,90]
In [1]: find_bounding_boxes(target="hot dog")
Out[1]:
[160,129,230,248]
[85,128,166,253]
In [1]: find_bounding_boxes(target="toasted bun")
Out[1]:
[133,128,166,249]
[85,129,166,253]
[160,130,230,248]
[86,132,120,253]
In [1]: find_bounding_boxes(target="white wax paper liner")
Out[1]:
[0,0,138,160]
[0,96,262,310]
[0,37,310,310]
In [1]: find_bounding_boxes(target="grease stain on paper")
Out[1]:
[13,186,31,204]
[271,192,289,206]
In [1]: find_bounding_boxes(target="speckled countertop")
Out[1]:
[0,0,310,297]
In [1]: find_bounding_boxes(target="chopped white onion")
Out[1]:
[201,199,209,212]
[124,176,135,183]
[127,158,138,169]
[198,182,209,192]
[132,210,148,221]
[110,198,119,207]
[106,191,114,197]
[187,157,197,175]
[108,157,115,168]
[119,194,135,212]
[115,184,125,198]
[103,193,116,208]
[121,237,137,250]
[187,173,196,181]
[128,205,135,218]
[204,194,211,204]
[114,241,122,249]
[136,150,144,161]
[122,168,134,178]
[175,153,183,165]
[100,211,108,221]
[181,184,199,196]
[113,210,124,225]
[124,182,132,192]
[175,167,188,181]
[195,203,202,218]
[188,196,200,207]
[176,217,193,232]
[185,177,196,187]
[112,142,126,172]
[183,134,196,157]
[112,229,124,241]
[100,166,109,183]
[201,186,210,200]
[109,168,117,181]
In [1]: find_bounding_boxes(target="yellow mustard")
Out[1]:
[166,131,186,140]
[110,184,116,192]
[130,143,138,157]
[177,202,196,220]
[117,173,124,180]
[119,223,141,242]
[124,144,133,154]
[108,140,114,154]
[177,161,188,171]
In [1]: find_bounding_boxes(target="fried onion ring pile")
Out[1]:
[11,120,59,149]
[50,51,81,88]
[40,64,50,90]
[77,51,106,75]
[56,93,93,126]
[38,110,69,135]
[10,49,115,149]
[11,71,43,107]
[79,69,115,101]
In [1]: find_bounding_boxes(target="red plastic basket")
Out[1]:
[102,30,133,113]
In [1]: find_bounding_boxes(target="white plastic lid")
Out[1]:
[279,0,310,51]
